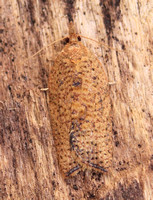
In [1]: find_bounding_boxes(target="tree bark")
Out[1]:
[0,0,152,199]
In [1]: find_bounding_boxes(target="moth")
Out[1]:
[48,22,113,177]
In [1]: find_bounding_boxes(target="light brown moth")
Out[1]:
[48,22,113,177]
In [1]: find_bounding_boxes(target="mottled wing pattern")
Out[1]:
[48,40,112,177]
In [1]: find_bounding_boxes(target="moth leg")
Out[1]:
[89,162,107,172]
[66,165,80,176]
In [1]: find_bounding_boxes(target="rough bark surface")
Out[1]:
[0,0,152,200]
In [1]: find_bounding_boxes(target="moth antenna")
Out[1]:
[25,36,68,62]
[26,25,124,63]
[80,35,124,53]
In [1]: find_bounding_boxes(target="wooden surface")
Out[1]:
[0,0,152,199]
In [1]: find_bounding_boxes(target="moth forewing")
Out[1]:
[48,22,113,177]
